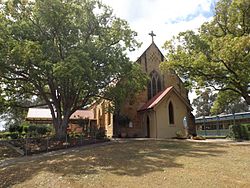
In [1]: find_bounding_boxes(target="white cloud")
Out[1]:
[102,0,216,61]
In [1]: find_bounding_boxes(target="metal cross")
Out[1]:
[149,31,156,42]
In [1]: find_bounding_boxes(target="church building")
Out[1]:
[93,32,195,138]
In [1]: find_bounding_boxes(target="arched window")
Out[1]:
[148,71,162,100]
[169,102,174,124]
[152,76,157,97]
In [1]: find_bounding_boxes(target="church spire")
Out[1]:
[149,31,156,43]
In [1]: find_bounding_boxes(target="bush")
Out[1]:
[23,126,28,133]
[96,127,106,139]
[27,124,52,137]
[229,124,250,140]
[175,130,186,139]
[9,132,19,139]
[36,125,49,135]
[0,132,10,139]
[241,124,250,140]
[9,124,18,133]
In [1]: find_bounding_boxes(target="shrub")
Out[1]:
[241,124,250,131]
[21,122,29,134]
[96,127,106,139]
[175,130,186,139]
[241,124,250,140]
[36,125,49,135]
[0,132,10,139]
[9,124,18,133]
[23,126,28,133]
[17,125,23,134]
[229,124,250,140]
[28,124,37,133]
[9,132,19,139]
[27,124,52,137]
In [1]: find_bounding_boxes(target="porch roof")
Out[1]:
[138,86,192,112]
[139,86,173,111]
[26,108,94,121]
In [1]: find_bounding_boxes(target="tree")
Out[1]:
[192,88,217,117]
[0,0,140,138]
[193,89,249,117]
[211,90,249,115]
[105,63,148,113]
[104,63,148,135]
[161,0,250,105]
[0,92,44,130]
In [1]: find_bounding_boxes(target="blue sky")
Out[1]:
[102,0,217,61]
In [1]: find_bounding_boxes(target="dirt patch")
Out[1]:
[0,145,22,161]
[0,140,250,188]
[9,137,109,155]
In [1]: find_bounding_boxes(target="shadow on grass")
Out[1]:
[0,140,227,187]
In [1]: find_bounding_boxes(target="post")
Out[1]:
[216,116,220,136]
[203,116,206,136]
[25,136,28,157]
[81,133,83,145]
[65,134,68,149]
[46,137,49,152]
[233,112,236,126]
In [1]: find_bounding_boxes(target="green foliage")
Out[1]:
[228,124,250,140]
[105,63,148,112]
[0,0,140,137]
[28,124,52,136]
[95,127,106,139]
[211,90,249,115]
[161,0,250,105]
[36,125,49,136]
[9,132,19,139]
[0,132,10,139]
[0,123,52,139]
[0,132,20,139]
[8,124,23,133]
[192,88,217,117]
[194,88,249,117]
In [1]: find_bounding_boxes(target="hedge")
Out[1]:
[228,124,250,140]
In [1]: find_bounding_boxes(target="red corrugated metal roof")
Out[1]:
[139,86,173,111]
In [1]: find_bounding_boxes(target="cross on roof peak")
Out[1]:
[149,31,156,42]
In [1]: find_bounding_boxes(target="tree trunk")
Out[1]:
[244,95,250,105]
[53,118,69,140]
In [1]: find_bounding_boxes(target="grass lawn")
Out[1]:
[0,139,250,188]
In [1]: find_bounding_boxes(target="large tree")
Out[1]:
[210,90,249,115]
[193,89,249,117]
[0,0,141,138]
[192,88,217,117]
[161,0,250,105]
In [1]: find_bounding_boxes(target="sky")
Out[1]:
[102,0,217,61]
